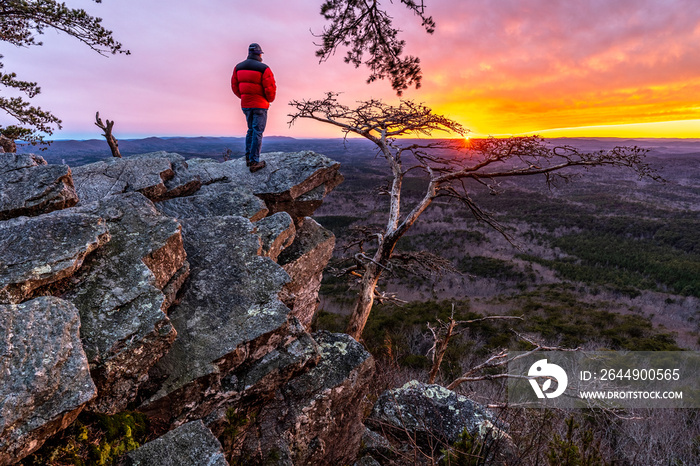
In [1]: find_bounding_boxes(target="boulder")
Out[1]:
[0,211,109,304]
[71,152,201,204]
[0,154,78,220]
[123,420,229,466]
[245,151,341,203]
[238,332,374,466]
[139,215,313,426]
[0,297,96,464]
[366,381,497,454]
[278,218,335,328]
[248,152,343,222]
[65,192,186,413]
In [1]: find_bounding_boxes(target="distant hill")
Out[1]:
[542,137,700,155]
[16,136,380,166]
[15,136,700,167]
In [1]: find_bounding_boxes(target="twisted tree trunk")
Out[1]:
[346,261,382,341]
[95,112,121,158]
[0,135,16,153]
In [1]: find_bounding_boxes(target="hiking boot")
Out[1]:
[249,160,266,172]
[246,159,253,167]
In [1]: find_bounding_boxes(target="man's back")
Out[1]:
[231,58,276,109]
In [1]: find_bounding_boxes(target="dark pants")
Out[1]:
[242,108,268,163]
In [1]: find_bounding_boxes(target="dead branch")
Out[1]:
[389,250,460,279]
[94,111,121,158]
[373,289,408,305]
[427,305,524,384]
[447,330,580,390]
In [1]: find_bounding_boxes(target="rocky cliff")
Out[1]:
[1,151,504,466]
[0,151,374,465]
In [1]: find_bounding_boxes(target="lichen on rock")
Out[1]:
[238,332,374,465]
[366,381,498,455]
[65,192,186,414]
[0,210,109,304]
[0,297,96,464]
[124,420,228,466]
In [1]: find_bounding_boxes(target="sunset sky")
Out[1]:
[2,0,699,139]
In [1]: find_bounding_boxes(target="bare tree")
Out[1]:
[288,93,661,341]
[315,0,435,95]
[94,111,121,158]
[426,306,523,384]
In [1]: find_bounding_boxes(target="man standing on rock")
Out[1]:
[231,43,277,173]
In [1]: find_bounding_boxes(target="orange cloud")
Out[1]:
[407,0,700,137]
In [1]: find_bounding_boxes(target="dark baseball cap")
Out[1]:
[248,43,264,54]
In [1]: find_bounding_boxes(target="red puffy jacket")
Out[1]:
[231,58,276,109]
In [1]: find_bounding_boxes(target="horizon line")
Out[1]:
[35,135,700,143]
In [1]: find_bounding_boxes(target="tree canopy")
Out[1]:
[0,0,127,145]
[315,0,435,95]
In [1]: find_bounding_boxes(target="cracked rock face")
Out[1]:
[278,218,335,328]
[0,211,110,304]
[367,381,497,452]
[65,192,186,414]
[156,182,268,221]
[0,154,78,220]
[71,152,201,204]
[0,297,96,464]
[203,319,322,451]
[124,420,229,466]
[139,215,300,425]
[239,332,374,466]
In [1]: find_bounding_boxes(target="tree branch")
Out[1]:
[447,331,581,391]
[313,0,435,94]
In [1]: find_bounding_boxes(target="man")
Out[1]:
[231,43,277,173]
